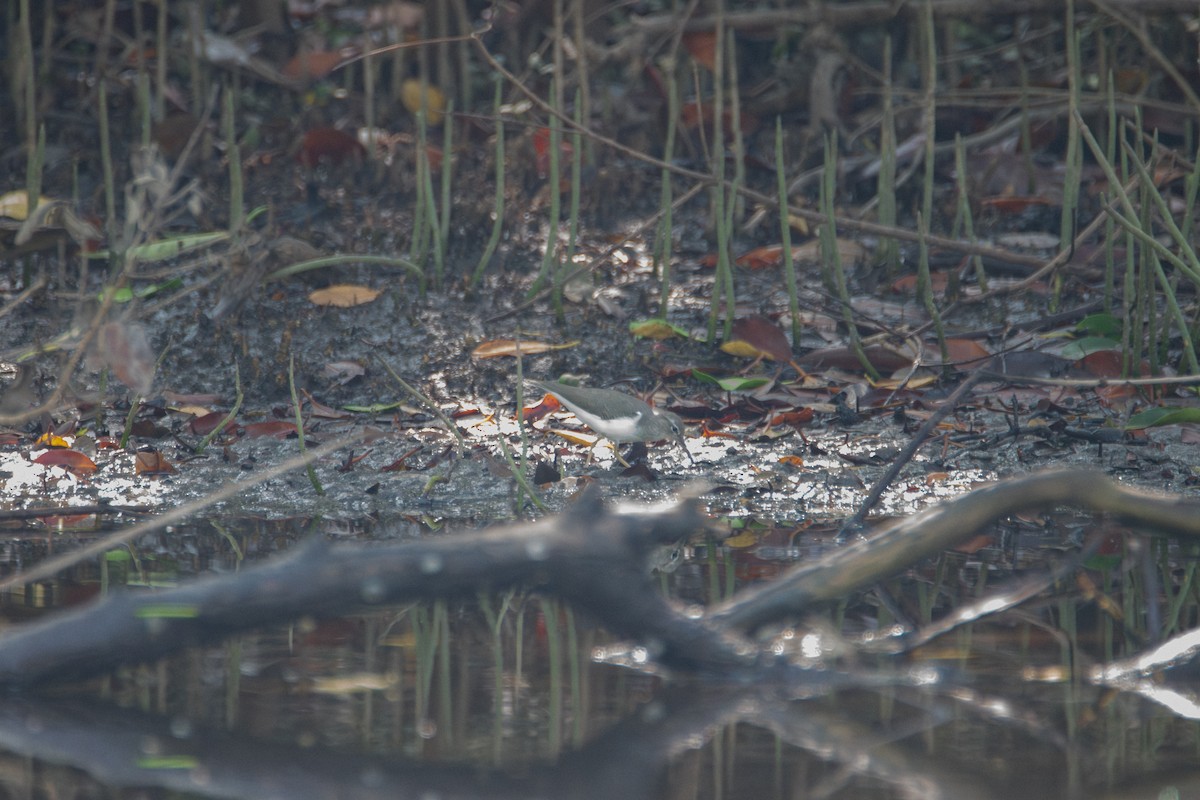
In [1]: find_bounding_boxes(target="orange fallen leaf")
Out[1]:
[283,51,344,82]
[34,449,97,476]
[309,285,382,307]
[770,408,814,428]
[522,394,561,425]
[682,30,718,70]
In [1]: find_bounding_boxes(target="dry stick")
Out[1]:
[840,369,986,537]
[0,504,152,521]
[0,433,362,592]
[629,0,1200,33]
[713,468,1200,632]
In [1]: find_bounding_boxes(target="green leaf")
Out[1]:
[135,604,199,619]
[344,401,404,413]
[692,369,770,392]
[1126,407,1200,429]
[629,318,689,340]
[1076,312,1122,338]
[97,277,185,303]
[89,230,230,262]
[1059,337,1121,360]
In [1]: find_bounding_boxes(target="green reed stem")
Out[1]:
[917,0,947,370]
[775,118,800,345]
[439,101,454,283]
[411,111,430,292]
[876,35,898,275]
[564,92,583,308]
[823,133,878,380]
[656,56,679,316]
[289,354,323,494]
[99,82,118,256]
[543,597,563,756]
[195,360,242,454]
[224,89,244,237]
[952,134,987,292]
[471,78,506,289]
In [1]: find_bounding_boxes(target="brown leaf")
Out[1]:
[135,450,177,475]
[188,411,236,436]
[242,421,298,439]
[298,128,366,168]
[98,321,156,395]
[729,316,792,363]
[309,285,381,307]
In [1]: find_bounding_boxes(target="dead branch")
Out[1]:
[631,0,1200,34]
[0,469,1198,687]
[0,487,755,688]
[711,469,1200,632]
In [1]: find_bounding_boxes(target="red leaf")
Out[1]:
[188,412,236,436]
[34,449,97,475]
[298,128,366,169]
[242,421,298,439]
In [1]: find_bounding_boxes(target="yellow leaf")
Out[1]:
[720,340,768,359]
[725,531,759,548]
[471,339,579,359]
[308,285,382,307]
[629,319,684,340]
[546,428,599,447]
[35,432,71,448]
[0,190,51,221]
[400,79,446,126]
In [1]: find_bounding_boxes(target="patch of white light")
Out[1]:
[524,539,549,561]
[0,450,175,510]
[1091,627,1200,684]
[907,665,941,686]
[1125,682,1200,720]
[800,631,825,660]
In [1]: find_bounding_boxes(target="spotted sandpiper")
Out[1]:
[531,380,693,465]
